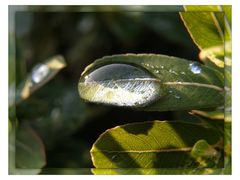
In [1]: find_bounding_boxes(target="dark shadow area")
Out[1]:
[122,121,153,135]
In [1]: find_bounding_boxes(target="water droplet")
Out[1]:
[31,64,49,83]
[160,65,164,69]
[154,70,160,74]
[169,90,173,94]
[169,69,178,75]
[189,62,202,74]
[78,63,164,107]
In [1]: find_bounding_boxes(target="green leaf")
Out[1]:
[9,125,46,174]
[180,5,231,68]
[14,55,67,106]
[91,121,223,170]
[92,168,224,175]
[180,11,224,49]
[16,126,46,169]
[190,139,223,168]
[79,54,224,111]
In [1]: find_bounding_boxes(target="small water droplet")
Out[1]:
[189,62,202,74]
[145,63,150,67]
[160,65,164,69]
[154,70,160,73]
[79,63,164,107]
[169,69,178,75]
[169,90,173,94]
[31,63,49,83]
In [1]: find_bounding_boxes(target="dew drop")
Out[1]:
[169,69,178,75]
[189,62,202,74]
[31,63,49,83]
[78,63,164,107]
[154,70,160,74]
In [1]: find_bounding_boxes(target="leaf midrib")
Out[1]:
[83,78,223,92]
[91,147,193,153]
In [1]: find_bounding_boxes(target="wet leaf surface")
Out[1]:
[79,54,224,111]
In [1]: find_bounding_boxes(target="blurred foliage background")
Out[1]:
[10,5,201,173]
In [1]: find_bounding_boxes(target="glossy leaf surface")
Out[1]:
[79,54,224,111]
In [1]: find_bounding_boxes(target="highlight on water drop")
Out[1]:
[31,64,50,84]
[189,62,202,74]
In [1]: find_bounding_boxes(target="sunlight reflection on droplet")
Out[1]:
[189,62,202,74]
[31,64,49,83]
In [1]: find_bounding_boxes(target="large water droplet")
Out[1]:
[189,62,202,74]
[78,63,164,107]
[31,63,49,83]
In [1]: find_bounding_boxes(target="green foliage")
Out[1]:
[15,125,46,168]
[180,6,231,174]
[9,55,67,174]
[180,5,231,68]
[79,54,224,111]
[92,168,225,175]
[15,55,66,105]
[80,5,231,174]
[9,5,231,175]
[91,121,222,169]
[9,125,46,174]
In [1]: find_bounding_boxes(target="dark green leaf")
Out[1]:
[91,121,223,169]
[9,125,46,174]
[14,55,66,106]
[16,125,46,169]
[79,54,224,111]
